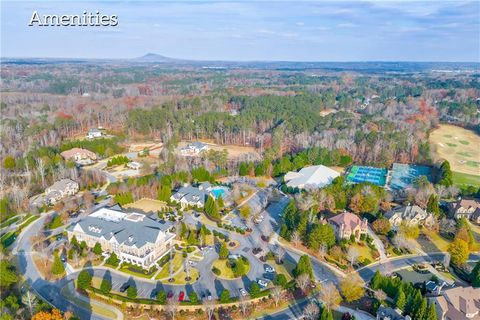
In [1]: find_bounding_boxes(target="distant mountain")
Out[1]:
[134,53,180,62]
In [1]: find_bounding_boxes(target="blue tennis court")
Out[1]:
[346,165,387,186]
[389,163,432,191]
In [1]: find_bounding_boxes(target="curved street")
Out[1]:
[12,195,480,320]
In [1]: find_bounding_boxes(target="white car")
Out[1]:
[264,265,275,273]
[257,279,269,288]
[239,288,248,297]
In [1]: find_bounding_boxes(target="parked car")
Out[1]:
[178,291,185,301]
[206,290,212,301]
[257,279,269,288]
[239,288,248,297]
[167,291,174,299]
[119,284,130,293]
[264,264,275,273]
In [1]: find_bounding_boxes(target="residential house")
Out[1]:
[180,142,208,156]
[284,165,340,190]
[376,306,411,320]
[44,179,79,205]
[86,128,103,139]
[60,148,97,166]
[432,286,480,320]
[449,199,480,222]
[170,182,213,208]
[385,204,435,230]
[127,161,142,170]
[67,206,175,269]
[328,211,368,241]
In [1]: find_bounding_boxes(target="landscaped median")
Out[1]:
[211,255,250,279]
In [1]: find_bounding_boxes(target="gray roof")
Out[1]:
[190,141,207,149]
[174,186,210,206]
[385,204,426,220]
[69,210,172,248]
[47,179,77,192]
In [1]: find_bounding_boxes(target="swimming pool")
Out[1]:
[211,187,226,199]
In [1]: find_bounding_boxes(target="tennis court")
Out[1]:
[346,165,387,186]
[388,163,432,191]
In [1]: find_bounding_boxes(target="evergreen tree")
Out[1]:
[105,252,119,267]
[293,255,313,279]
[438,161,453,187]
[413,298,427,320]
[249,282,260,298]
[219,289,230,303]
[217,195,225,208]
[426,302,438,320]
[370,270,382,290]
[127,286,137,299]
[77,270,92,290]
[51,251,65,275]
[100,276,111,294]
[157,185,172,202]
[427,195,440,216]
[239,163,248,176]
[180,222,188,239]
[156,291,167,303]
[471,261,480,287]
[395,287,406,311]
[93,242,103,256]
[219,242,229,259]
[320,307,334,320]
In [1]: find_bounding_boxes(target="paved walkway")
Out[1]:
[367,226,387,261]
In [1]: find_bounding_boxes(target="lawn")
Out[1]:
[0,215,20,228]
[155,252,184,280]
[170,268,199,284]
[418,230,452,252]
[119,263,157,279]
[123,198,169,213]
[429,124,480,176]
[351,243,377,265]
[212,258,250,279]
[396,267,434,284]
[452,171,480,188]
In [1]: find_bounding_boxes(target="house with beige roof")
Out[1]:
[328,211,368,241]
[449,198,480,223]
[60,148,97,166]
[44,178,79,205]
[431,286,480,320]
[385,204,435,230]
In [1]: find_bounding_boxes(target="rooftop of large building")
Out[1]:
[68,207,174,248]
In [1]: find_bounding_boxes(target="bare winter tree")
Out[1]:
[291,231,301,247]
[203,299,215,320]
[303,302,320,320]
[374,289,387,302]
[443,252,451,267]
[21,288,38,317]
[347,246,360,267]
[296,273,311,293]
[274,245,285,264]
[270,286,283,307]
[239,295,250,317]
[165,298,179,320]
[36,158,46,188]
[318,244,327,259]
[319,282,342,310]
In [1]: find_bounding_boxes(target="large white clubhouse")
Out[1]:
[67,206,175,268]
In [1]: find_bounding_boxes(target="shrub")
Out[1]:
[212,267,221,275]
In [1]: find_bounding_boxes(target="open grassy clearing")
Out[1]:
[452,171,480,188]
[123,198,169,213]
[429,124,480,176]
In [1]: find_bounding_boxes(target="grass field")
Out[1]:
[430,125,480,177]
[156,252,184,280]
[452,171,480,188]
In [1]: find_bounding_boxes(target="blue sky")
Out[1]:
[1,1,479,61]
